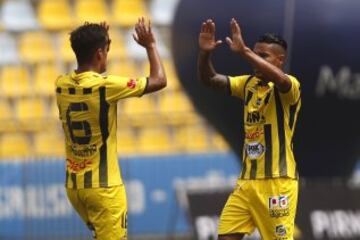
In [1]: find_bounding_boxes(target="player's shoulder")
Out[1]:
[229,74,252,82]
[286,74,300,85]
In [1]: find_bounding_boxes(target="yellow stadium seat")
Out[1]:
[50,99,60,120]
[38,0,73,30]
[108,60,138,77]
[117,129,137,155]
[34,132,65,157]
[0,100,15,132]
[0,65,31,97]
[0,133,32,158]
[108,30,127,60]
[34,63,61,96]
[19,32,55,63]
[15,98,47,131]
[158,91,198,125]
[112,0,149,27]
[138,127,173,154]
[58,31,75,64]
[211,132,230,152]
[175,125,209,153]
[75,0,109,24]
[121,96,159,126]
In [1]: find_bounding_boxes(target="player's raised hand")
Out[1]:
[133,17,156,49]
[226,18,247,54]
[199,19,222,52]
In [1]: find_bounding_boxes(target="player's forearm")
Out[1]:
[240,48,291,92]
[198,50,217,86]
[198,50,230,93]
[145,44,167,92]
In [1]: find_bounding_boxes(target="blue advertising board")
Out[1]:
[0,153,240,239]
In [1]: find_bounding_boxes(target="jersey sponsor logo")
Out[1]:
[246,111,265,125]
[245,128,264,140]
[246,142,265,159]
[269,195,290,218]
[127,79,137,89]
[67,158,92,172]
[70,144,97,158]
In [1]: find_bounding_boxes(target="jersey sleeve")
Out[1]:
[279,75,301,105]
[104,75,148,103]
[228,75,251,100]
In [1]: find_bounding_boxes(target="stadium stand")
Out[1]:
[0,0,229,157]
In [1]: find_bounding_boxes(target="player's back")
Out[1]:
[56,71,120,189]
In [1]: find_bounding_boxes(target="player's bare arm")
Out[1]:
[198,19,230,94]
[133,17,167,93]
[226,18,291,93]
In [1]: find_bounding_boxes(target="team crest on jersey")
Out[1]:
[246,111,266,125]
[127,79,137,89]
[275,224,287,238]
[269,195,290,218]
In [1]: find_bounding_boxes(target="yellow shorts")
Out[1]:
[218,178,298,240]
[66,185,127,240]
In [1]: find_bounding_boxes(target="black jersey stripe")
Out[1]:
[289,100,300,131]
[99,87,109,187]
[70,172,77,189]
[274,90,287,177]
[84,170,92,188]
[250,160,257,179]
[264,124,273,178]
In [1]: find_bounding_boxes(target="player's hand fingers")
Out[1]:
[225,37,233,46]
[201,22,206,33]
[215,40,223,46]
[132,33,139,43]
[210,21,216,35]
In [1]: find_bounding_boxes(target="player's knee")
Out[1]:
[218,233,244,240]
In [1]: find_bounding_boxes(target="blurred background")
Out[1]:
[0,0,359,239]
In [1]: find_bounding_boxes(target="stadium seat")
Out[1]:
[0,100,15,132]
[34,63,61,96]
[138,127,174,154]
[0,65,32,98]
[108,30,127,60]
[107,60,138,77]
[19,32,55,63]
[15,98,47,130]
[37,0,73,30]
[150,0,179,26]
[1,0,38,32]
[58,31,75,64]
[158,91,197,125]
[0,133,32,158]
[34,132,65,157]
[175,125,209,152]
[112,0,148,27]
[0,32,19,65]
[122,96,158,126]
[211,132,230,152]
[75,0,109,24]
[117,129,137,155]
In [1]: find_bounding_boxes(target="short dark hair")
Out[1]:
[257,33,287,51]
[70,23,109,65]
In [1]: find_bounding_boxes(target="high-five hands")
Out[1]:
[226,18,247,54]
[133,17,156,49]
[198,19,223,52]
[199,18,248,54]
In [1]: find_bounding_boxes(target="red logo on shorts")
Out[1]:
[127,79,136,89]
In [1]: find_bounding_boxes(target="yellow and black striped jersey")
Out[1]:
[229,75,301,180]
[56,71,148,189]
